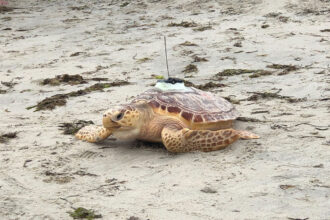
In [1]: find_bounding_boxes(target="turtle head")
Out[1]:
[102,101,150,139]
[103,105,142,129]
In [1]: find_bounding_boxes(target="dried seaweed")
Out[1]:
[267,64,299,75]
[195,82,226,91]
[81,65,108,75]
[224,96,240,104]
[266,64,298,71]
[237,117,264,122]
[179,41,197,46]
[192,55,208,62]
[279,184,296,190]
[251,110,270,114]
[200,187,217,193]
[0,132,17,143]
[182,80,195,87]
[233,42,242,47]
[264,12,282,18]
[183,64,198,73]
[28,81,130,111]
[70,52,86,57]
[90,77,109,81]
[127,217,140,220]
[29,94,68,111]
[68,207,102,219]
[247,91,306,103]
[44,176,74,184]
[193,25,212,32]
[1,81,17,88]
[278,16,289,22]
[214,66,297,79]
[287,217,309,220]
[168,21,198,28]
[298,7,330,16]
[59,120,94,135]
[136,57,152,63]
[249,70,273,78]
[215,69,255,78]
[120,2,129,7]
[69,5,89,11]
[41,74,87,86]
[183,80,226,91]
[0,6,14,13]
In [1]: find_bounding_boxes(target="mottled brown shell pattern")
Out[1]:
[132,87,239,123]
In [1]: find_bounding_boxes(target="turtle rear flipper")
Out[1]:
[75,125,112,143]
[161,127,259,153]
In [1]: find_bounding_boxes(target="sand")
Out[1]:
[0,0,329,219]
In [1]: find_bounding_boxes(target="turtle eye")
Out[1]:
[116,112,124,120]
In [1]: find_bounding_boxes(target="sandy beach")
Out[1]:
[0,0,329,219]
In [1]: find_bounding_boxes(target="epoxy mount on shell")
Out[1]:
[155,78,193,92]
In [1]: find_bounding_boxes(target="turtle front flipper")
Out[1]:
[161,127,259,153]
[75,125,112,143]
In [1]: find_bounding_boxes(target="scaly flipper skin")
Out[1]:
[75,125,112,143]
[161,127,259,153]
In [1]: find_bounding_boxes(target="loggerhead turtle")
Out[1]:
[76,79,259,152]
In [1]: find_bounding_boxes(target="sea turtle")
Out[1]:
[76,79,259,152]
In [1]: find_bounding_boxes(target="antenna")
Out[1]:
[164,36,170,79]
